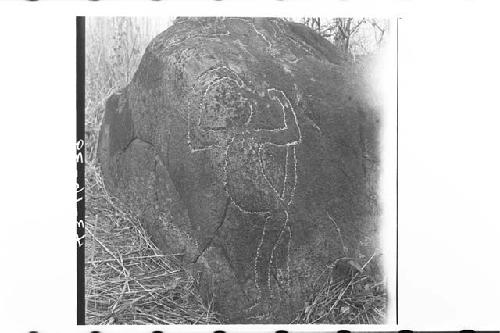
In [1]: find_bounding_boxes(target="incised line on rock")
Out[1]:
[186,65,302,301]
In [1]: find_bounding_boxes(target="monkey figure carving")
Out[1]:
[187,66,302,307]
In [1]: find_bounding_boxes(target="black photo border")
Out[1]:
[76,15,86,326]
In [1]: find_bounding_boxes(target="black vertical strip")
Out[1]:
[76,16,86,326]
[396,17,399,325]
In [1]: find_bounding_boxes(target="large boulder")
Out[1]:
[98,17,381,323]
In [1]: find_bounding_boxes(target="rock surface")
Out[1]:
[98,17,381,323]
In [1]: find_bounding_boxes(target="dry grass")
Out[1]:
[292,255,387,324]
[85,162,220,324]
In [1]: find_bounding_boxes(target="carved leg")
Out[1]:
[254,208,288,302]
[282,145,298,206]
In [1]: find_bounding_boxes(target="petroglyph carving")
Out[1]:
[97,17,383,322]
[187,66,302,301]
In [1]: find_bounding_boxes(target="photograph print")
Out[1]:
[80,16,396,325]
